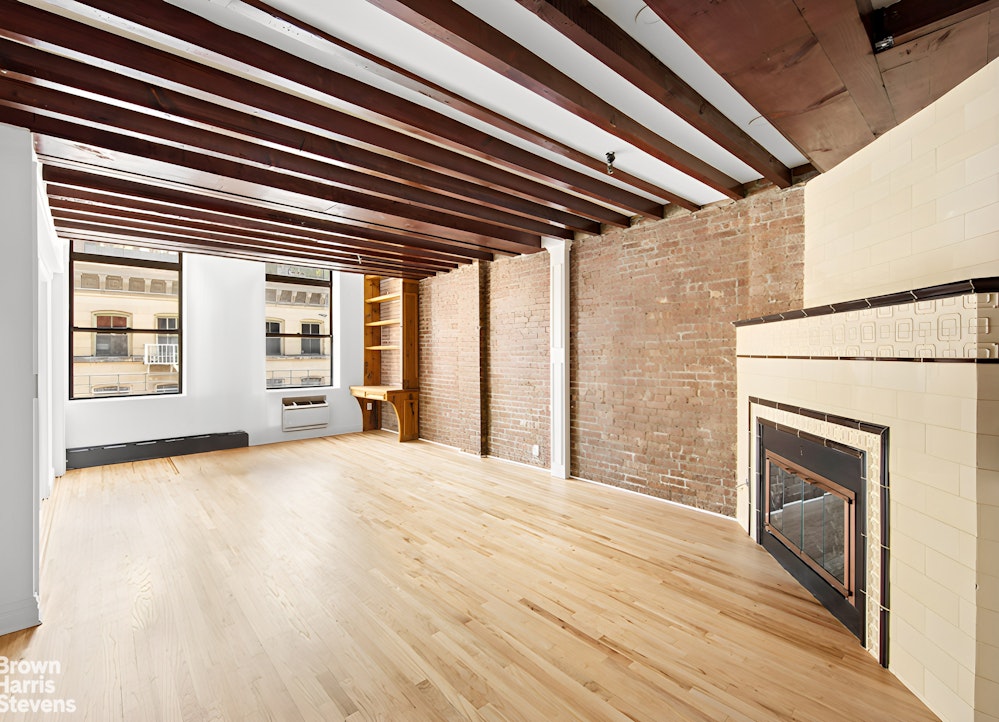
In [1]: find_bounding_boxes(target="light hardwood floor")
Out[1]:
[0,432,936,721]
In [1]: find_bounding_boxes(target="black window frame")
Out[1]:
[264,269,333,389]
[70,247,183,400]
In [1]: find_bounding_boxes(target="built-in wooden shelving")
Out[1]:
[350,275,419,442]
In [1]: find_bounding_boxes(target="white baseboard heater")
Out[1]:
[282,395,329,431]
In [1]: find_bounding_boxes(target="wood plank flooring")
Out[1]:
[0,432,937,721]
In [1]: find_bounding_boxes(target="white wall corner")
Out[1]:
[0,597,41,637]
[0,121,41,635]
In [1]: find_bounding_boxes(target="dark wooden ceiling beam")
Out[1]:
[47,194,471,267]
[644,0,877,172]
[238,0,681,208]
[52,210,447,274]
[48,200,458,272]
[0,38,609,233]
[793,0,896,137]
[511,0,791,188]
[0,0,661,221]
[29,0,675,216]
[42,168,498,262]
[2,107,548,257]
[59,229,429,278]
[878,0,999,44]
[365,0,743,199]
[55,216,423,275]
[0,78,563,247]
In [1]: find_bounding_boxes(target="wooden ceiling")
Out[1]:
[3,0,996,278]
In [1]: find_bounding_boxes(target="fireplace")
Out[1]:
[758,422,866,641]
[736,279,997,716]
[747,398,889,666]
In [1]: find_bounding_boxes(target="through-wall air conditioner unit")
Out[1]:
[281,395,329,431]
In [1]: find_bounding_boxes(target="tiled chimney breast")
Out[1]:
[736,285,995,720]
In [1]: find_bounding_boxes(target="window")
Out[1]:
[94,314,129,356]
[301,322,321,355]
[265,320,283,356]
[265,264,333,388]
[156,316,179,345]
[71,242,182,399]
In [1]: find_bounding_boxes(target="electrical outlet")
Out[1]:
[366,402,373,410]
[532,444,540,457]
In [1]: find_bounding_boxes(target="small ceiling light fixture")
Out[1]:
[605,151,616,175]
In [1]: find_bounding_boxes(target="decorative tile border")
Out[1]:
[749,397,890,667]
[734,277,999,326]
[737,290,999,361]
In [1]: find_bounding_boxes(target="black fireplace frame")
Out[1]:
[756,421,867,642]
[749,399,891,668]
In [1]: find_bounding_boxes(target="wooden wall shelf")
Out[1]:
[350,275,419,442]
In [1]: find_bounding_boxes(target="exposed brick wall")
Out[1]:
[415,183,804,516]
[417,263,483,454]
[743,182,806,317]
[484,251,550,467]
[571,183,804,515]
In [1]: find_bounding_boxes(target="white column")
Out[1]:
[36,168,64,496]
[542,238,571,479]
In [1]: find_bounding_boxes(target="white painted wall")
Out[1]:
[65,256,364,449]
[804,58,999,306]
[0,123,41,635]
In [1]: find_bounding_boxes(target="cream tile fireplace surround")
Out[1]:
[737,60,999,722]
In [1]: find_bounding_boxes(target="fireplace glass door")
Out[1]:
[765,452,855,600]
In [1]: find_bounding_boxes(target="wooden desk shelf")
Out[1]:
[349,385,418,442]
[351,276,419,442]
